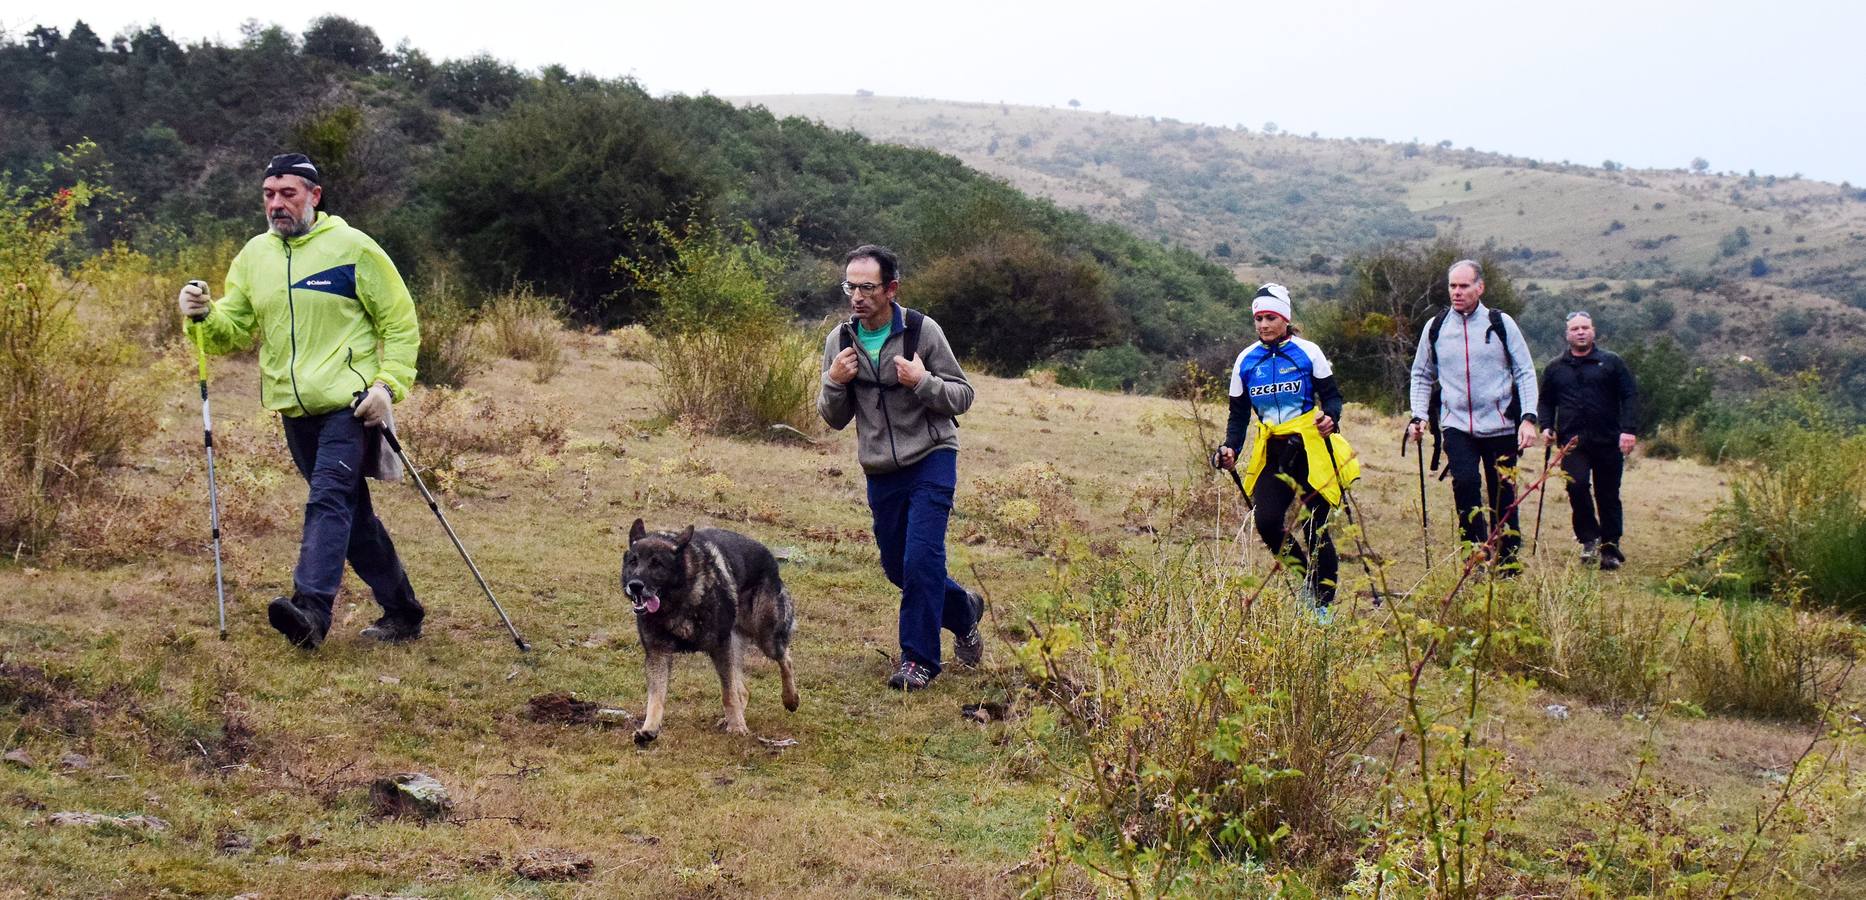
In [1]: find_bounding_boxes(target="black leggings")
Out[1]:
[1252,437,1338,605]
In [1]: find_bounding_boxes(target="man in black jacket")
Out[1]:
[1537,311,1639,569]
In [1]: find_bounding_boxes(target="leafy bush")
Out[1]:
[913,234,1120,373]
[962,462,1083,556]
[651,326,820,436]
[1056,343,1157,392]
[622,223,819,436]
[0,153,157,555]
[1024,554,1384,883]
[412,270,484,387]
[423,83,708,321]
[1618,337,1712,436]
[1714,422,1866,612]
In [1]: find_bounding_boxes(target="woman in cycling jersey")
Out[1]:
[1213,283,1353,616]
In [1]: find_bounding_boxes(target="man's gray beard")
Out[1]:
[269,209,315,238]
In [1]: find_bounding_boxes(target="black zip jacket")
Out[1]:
[1536,346,1639,445]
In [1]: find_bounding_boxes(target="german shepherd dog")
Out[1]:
[622,519,799,744]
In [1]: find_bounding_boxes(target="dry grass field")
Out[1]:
[3,325,1862,897]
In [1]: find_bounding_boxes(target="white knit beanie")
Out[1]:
[1252,283,1292,321]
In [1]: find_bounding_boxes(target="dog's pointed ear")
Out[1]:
[629,518,647,544]
[674,525,695,550]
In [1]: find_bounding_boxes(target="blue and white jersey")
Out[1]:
[1228,336,1334,426]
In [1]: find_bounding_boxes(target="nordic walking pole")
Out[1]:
[1321,427,1385,607]
[366,412,529,652]
[185,281,228,640]
[1531,411,1555,556]
[1210,448,1252,509]
[1403,429,1429,569]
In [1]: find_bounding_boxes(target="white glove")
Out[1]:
[352,382,393,428]
[178,280,210,320]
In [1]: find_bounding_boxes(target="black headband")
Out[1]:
[264,153,320,185]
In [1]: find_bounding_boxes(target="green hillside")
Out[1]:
[740,94,1866,293]
[0,20,1252,386]
[738,94,1866,414]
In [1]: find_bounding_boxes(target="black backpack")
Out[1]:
[839,306,959,429]
[840,307,924,362]
[1424,307,1520,473]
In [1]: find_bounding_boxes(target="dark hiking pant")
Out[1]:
[866,449,977,674]
[1442,428,1522,561]
[1251,436,1338,606]
[1561,439,1625,546]
[281,410,422,626]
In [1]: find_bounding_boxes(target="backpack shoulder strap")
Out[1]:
[1427,309,1450,365]
[901,307,925,361]
[1490,308,1523,418]
[1488,309,1513,357]
[839,322,854,352]
[1426,309,1451,471]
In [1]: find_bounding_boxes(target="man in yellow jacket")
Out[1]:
[177,153,422,650]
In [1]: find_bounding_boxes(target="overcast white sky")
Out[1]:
[8,1,1864,184]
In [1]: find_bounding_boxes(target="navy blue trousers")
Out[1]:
[866,450,976,673]
[281,410,421,623]
[1441,428,1522,561]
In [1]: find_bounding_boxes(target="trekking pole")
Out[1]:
[1403,429,1429,570]
[363,405,530,652]
[1531,411,1556,556]
[1210,448,1252,509]
[186,283,229,641]
[1320,428,1385,607]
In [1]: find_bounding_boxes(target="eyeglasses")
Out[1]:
[1565,310,1592,322]
[840,281,889,296]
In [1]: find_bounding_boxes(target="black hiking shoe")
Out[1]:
[887,660,936,692]
[953,590,986,669]
[267,595,328,650]
[360,614,423,643]
[1599,543,1624,571]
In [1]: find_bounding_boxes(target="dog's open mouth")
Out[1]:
[631,591,661,615]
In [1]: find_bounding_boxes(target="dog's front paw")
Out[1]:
[632,728,659,746]
[716,717,749,735]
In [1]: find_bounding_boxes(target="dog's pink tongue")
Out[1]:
[645,595,660,614]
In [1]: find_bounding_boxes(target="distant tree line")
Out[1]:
[0,17,1254,384]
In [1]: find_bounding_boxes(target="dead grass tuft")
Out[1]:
[398,386,570,492]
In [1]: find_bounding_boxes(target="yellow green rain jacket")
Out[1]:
[1242,416,1362,508]
[188,213,418,417]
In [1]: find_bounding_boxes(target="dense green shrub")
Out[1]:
[1715,423,1866,612]
[623,224,818,435]
[1619,337,1713,435]
[913,234,1119,373]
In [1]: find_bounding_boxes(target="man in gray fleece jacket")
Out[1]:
[819,244,983,691]
[1405,260,1541,566]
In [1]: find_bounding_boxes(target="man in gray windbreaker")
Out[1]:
[819,244,983,692]
[1404,260,1540,568]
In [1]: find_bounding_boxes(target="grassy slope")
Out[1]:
[735,95,1866,292]
[1,332,1857,897]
